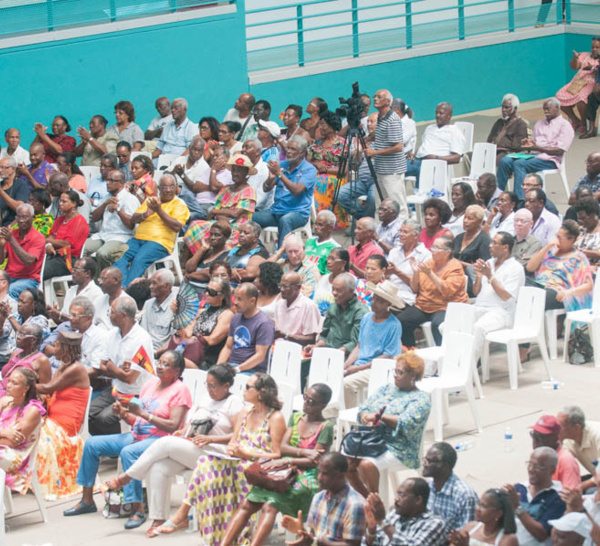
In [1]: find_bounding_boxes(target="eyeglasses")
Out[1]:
[107,177,122,182]
[245,384,257,390]
[278,283,299,290]
[303,394,323,406]
[394,369,409,377]
[199,125,210,130]
[206,288,223,297]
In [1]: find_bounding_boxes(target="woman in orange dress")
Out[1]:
[36,330,90,499]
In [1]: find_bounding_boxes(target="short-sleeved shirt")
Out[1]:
[475,257,524,314]
[49,214,89,257]
[415,258,469,314]
[573,173,600,195]
[157,118,197,155]
[427,473,478,537]
[307,484,365,543]
[562,421,600,475]
[6,227,46,281]
[146,114,173,141]
[514,483,565,546]
[107,123,144,147]
[319,297,369,354]
[512,235,543,267]
[372,109,406,175]
[531,115,574,168]
[274,294,321,338]
[554,444,583,489]
[363,510,445,546]
[416,124,465,158]
[348,240,383,272]
[61,281,103,315]
[20,160,54,189]
[270,159,316,217]
[131,376,192,441]
[81,132,118,166]
[280,258,321,299]
[134,197,190,253]
[1,145,29,165]
[355,312,402,367]
[0,178,30,226]
[452,231,491,264]
[140,291,177,350]
[92,188,140,243]
[305,237,340,275]
[194,167,233,205]
[228,310,275,372]
[388,243,432,306]
[42,134,76,163]
[93,291,136,331]
[376,217,402,252]
[81,323,107,370]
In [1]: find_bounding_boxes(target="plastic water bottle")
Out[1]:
[541,380,564,390]
[175,343,186,355]
[504,427,514,452]
[455,439,474,452]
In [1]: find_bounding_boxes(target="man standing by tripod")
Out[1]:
[364,89,407,220]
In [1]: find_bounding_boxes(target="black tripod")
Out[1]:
[331,124,383,244]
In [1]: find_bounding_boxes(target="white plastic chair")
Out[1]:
[42,275,72,309]
[417,331,482,441]
[78,386,94,442]
[455,122,474,153]
[130,151,152,161]
[545,308,567,360]
[564,279,600,366]
[277,381,295,423]
[481,286,552,390]
[469,142,497,179]
[268,341,302,398]
[335,358,396,449]
[145,238,184,285]
[262,201,315,252]
[415,303,483,398]
[232,373,249,399]
[182,369,207,404]
[406,160,448,225]
[292,347,345,415]
[156,153,180,174]
[540,154,570,200]
[80,166,100,185]
[3,425,48,523]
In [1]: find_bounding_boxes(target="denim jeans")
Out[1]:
[8,278,39,299]
[113,238,169,287]
[337,178,375,219]
[76,433,160,503]
[405,158,423,188]
[253,210,308,248]
[496,156,557,199]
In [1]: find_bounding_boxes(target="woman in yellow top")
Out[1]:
[114,173,190,287]
[397,236,468,347]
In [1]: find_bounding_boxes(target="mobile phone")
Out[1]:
[128,397,142,408]
[373,406,386,424]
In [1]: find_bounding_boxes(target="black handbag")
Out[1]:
[341,425,387,458]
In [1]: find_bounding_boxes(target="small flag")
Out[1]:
[57,246,72,272]
[111,385,135,405]
[132,345,155,375]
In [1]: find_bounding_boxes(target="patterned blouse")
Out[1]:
[132,172,156,199]
[358,385,431,469]
[213,184,256,225]
[307,136,345,168]
[33,214,54,237]
[575,227,600,275]
[536,247,593,311]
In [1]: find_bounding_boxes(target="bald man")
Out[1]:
[224,93,257,141]
[1,128,29,165]
[17,142,54,190]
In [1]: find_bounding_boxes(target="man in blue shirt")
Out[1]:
[253,135,316,247]
[343,280,403,408]
[152,98,197,159]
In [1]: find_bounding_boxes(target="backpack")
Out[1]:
[568,325,594,365]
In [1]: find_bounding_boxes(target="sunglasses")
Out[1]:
[206,288,223,297]
[303,394,323,406]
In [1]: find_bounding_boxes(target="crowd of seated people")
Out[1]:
[1,84,600,546]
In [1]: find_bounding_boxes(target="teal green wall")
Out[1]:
[251,33,596,120]
[0,7,248,136]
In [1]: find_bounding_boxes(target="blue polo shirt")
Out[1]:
[270,158,316,217]
[355,312,402,367]
[157,118,197,155]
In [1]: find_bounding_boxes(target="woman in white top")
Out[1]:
[445,182,477,237]
[393,98,417,156]
[102,364,243,537]
[449,489,518,546]
[483,191,517,237]
[312,248,351,316]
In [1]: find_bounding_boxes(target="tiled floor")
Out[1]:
[7,99,600,546]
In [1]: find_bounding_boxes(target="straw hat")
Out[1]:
[366,280,406,311]
[226,153,257,175]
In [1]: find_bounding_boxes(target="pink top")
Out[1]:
[419,227,451,250]
[348,240,382,272]
[554,444,583,489]
[274,294,322,338]
[0,349,44,397]
[532,115,574,167]
[131,376,192,441]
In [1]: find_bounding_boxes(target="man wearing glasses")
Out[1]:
[0,156,30,227]
[84,169,140,271]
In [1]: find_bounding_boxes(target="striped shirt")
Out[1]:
[308,484,366,543]
[372,109,406,175]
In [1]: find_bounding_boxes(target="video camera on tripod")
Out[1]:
[335,81,365,131]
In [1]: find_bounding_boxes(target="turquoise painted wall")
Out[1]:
[0,6,248,138]
[250,34,587,121]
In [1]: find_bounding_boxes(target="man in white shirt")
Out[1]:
[69,295,108,376]
[47,257,103,325]
[472,231,525,361]
[405,102,465,187]
[242,139,271,211]
[525,188,561,246]
[387,219,432,306]
[84,169,140,271]
[145,97,173,142]
[93,266,135,331]
[224,93,256,141]
[140,269,176,351]
[0,129,29,165]
[88,297,154,436]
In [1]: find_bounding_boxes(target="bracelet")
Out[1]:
[148,413,154,424]
[366,528,378,538]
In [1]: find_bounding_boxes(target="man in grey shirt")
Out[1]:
[140,269,177,351]
[512,208,542,268]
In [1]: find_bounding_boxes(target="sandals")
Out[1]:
[145,520,166,538]
[151,518,189,536]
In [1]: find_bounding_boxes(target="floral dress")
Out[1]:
[183,185,256,255]
[246,412,334,522]
[307,136,349,228]
[183,408,274,545]
[0,398,46,493]
[556,52,600,107]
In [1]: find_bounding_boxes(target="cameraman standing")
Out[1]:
[364,89,407,220]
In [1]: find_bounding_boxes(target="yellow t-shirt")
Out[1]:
[134,197,190,253]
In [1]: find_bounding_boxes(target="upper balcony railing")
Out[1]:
[0,0,235,39]
[246,0,600,73]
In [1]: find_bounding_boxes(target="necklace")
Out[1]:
[480,525,499,540]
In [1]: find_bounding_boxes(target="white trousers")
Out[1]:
[126,435,203,520]
[473,307,512,361]
[376,173,408,220]
[343,369,371,408]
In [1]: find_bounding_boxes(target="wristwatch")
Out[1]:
[515,505,526,516]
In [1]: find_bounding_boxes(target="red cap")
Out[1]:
[531,415,561,435]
